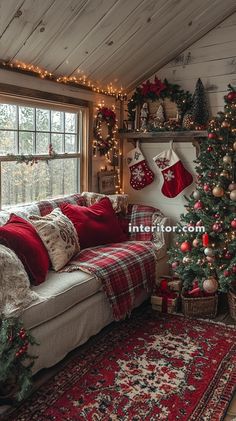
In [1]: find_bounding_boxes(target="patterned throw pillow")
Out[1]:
[30,208,80,271]
[81,192,128,214]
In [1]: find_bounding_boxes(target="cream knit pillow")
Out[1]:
[0,245,39,317]
[30,208,80,271]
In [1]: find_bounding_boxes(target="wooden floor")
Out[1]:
[0,305,236,420]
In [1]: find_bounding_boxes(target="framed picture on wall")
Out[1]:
[97,170,117,194]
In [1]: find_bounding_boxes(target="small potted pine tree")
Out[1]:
[0,318,38,403]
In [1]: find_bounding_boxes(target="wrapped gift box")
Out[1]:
[151,294,178,313]
[151,279,179,313]
[156,276,182,293]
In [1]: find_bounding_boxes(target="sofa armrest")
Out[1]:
[121,203,170,249]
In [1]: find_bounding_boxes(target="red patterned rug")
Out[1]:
[5,310,236,421]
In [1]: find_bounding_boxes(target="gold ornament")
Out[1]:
[203,277,218,293]
[220,170,230,179]
[192,238,199,247]
[212,186,224,197]
[223,154,232,164]
[221,120,230,128]
[230,189,236,201]
[233,141,236,151]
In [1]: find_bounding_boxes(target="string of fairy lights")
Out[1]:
[93,102,122,194]
[0,60,127,100]
[0,60,125,193]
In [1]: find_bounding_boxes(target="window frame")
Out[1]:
[0,94,89,209]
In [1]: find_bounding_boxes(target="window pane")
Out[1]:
[0,104,17,129]
[0,130,17,154]
[51,110,64,132]
[19,106,34,130]
[51,133,63,153]
[36,109,50,131]
[36,133,50,154]
[65,134,77,152]
[65,112,77,133]
[1,158,79,207]
[19,132,34,154]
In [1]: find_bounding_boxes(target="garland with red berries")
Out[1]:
[0,318,38,401]
[93,107,116,155]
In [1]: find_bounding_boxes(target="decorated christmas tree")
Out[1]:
[169,85,236,296]
[191,78,209,129]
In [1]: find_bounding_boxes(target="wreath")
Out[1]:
[127,76,193,125]
[94,107,116,155]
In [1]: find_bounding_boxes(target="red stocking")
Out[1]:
[127,143,154,190]
[153,141,193,198]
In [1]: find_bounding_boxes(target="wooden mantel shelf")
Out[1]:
[119,130,207,142]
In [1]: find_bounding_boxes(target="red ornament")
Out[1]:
[208,132,217,139]
[180,241,191,253]
[214,213,220,219]
[227,91,236,101]
[232,265,236,273]
[224,251,233,260]
[224,270,231,277]
[231,220,236,229]
[194,200,204,210]
[212,223,222,232]
[202,233,209,246]
[203,184,211,192]
[207,146,213,152]
[171,261,179,269]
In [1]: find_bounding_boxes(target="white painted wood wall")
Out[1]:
[122,12,236,222]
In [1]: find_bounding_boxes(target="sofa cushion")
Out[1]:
[0,245,39,317]
[81,192,128,214]
[61,198,128,249]
[22,270,101,330]
[37,193,86,216]
[0,214,50,285]
[30,208,80,271]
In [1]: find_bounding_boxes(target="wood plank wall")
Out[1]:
[155,12,236,116]
[122,12,236,222]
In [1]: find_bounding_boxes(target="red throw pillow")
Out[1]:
[60,198,128,249]
[0,214,50,285]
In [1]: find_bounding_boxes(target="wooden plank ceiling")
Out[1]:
[0,0,235,93]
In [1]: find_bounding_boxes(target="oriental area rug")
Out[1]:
[5,309,236,421]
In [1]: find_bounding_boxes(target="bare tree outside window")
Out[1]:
[0,103,82,208]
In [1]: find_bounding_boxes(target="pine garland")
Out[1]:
[0,318,38,401]
[127,76,193,123]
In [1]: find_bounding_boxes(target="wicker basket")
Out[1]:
[227,289,236,320]
[181,292,218,318]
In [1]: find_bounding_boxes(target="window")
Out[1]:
[0,99,87,208]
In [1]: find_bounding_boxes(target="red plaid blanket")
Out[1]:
[61,241,157,321]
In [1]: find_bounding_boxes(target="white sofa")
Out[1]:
[0,194,170,374]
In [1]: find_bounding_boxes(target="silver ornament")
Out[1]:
[204,247,215,257]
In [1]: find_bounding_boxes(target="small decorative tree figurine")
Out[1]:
[0,318,38,402]
[168,85,236,306]
[191,78,209,129]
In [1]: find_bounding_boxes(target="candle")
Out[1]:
[202,233,209,247]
